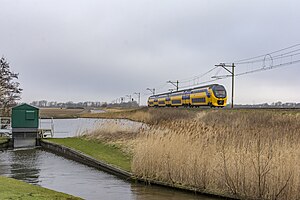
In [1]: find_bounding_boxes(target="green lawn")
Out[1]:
[46,138,131,172]
[0,176,81,200]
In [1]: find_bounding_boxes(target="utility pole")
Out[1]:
[134,92,141,106]
[146,88,155,95]
[167,80,179,91]
[126,95,132,102]
[214,63,235,108]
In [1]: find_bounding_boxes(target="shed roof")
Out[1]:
[12,103,39,110]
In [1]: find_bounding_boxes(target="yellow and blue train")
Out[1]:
[147,84,227,107]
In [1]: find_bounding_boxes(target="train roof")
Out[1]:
[149,84,221,98]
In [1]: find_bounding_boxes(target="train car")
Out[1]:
[147,84,227,108]
[158,95,167,107]
[165,97,171,106]
[170,92,183,107]
[209,84,227,107]
[147,96,155,107]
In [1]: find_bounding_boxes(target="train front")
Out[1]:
[210,85,227,107]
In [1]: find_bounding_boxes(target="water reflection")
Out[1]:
[10,149,40,184]
[0,149,217,200]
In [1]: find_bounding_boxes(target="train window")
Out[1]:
[213,85,226,98]
[172,100,182,104]
[192,89,206,93]
[182,95,190,100]
[192,98,206,103]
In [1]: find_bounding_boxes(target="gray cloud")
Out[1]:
[0,0,299,104]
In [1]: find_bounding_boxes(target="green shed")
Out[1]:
[12,103,39,129]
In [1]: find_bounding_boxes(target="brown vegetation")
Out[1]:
[85,108,300,199]
[80,107,197,125]
[39,108,86,118]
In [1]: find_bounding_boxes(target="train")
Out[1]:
[147,84,227,108]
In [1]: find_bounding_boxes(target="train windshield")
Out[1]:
[212,85,226,98]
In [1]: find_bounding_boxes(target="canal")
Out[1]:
[0,148,217,200]
[0,118,219,199]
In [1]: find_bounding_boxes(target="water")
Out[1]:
[0,148,216,200]
[39,118,144,138]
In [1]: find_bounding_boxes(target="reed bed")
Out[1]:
[86,109,300,199]
[83,120,146,142]
[132,110,300,200]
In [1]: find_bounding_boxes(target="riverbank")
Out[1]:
[45,138,131,172]
[39,107,138,119]
[39,108,87,118]
[43,137,234,199]
[0,176,81,200]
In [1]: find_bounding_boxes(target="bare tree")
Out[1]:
[0,57,22,116]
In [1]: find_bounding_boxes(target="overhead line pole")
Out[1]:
[167,80,179,91]
[134,92,141,106]
[214,63,235,108]
[126,95,132,102]
[146,88,155,95]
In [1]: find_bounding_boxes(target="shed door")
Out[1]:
[25,111,35,120]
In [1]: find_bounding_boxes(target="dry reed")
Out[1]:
[85,109,300,199]
[132,110,300,200]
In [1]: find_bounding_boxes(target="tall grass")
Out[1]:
[132,110,300,199]
[83,120,145,142]
[85,109,300,199]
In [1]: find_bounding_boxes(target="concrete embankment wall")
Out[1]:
[40,140,132,180]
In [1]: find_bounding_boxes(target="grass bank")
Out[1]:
[40,108,86,118]
[46,138,131,172]
[0,176,81,200]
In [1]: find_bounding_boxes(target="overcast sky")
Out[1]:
[0,0,299,105]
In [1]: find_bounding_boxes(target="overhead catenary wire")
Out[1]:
[235,49,300,65]
[232,43,300,64]
[128,43,300,103]
[179,66,218,83]
[234,59,300,77]
[177,44,300,89]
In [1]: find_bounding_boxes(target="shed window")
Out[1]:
[26,111,35,120]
